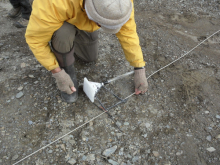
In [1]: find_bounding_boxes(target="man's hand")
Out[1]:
[134,68,148,95]
[52,68,76,94]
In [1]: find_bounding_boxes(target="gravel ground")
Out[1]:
[0,0,220,165]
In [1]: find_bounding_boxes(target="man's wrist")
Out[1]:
[134,66,144,70]
[51,67,62,74]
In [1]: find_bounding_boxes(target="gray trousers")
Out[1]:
[51,22,99,67]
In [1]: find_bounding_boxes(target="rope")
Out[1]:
[13,29,220,165]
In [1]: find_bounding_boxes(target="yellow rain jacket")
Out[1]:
[25,0,145,71]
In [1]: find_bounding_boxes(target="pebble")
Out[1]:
[68,158,76,165]
[119,148,124,155]
[28,75,35,78]
[124,122,129,126]
[153,151,159,157]
[176,151,183,156]
[86,154,95,161]
[216,115,220,119]
[20,63,26,68]
[28,121,33,125]
[145,123,151,128]
[17,86,23,91]
[206,135,211,141]
[116,133,123,138]
[16,92,24,99]
[132,156,139,162]
[108,159,119,165]
[216,135,220,139]
[81,155,87,161]
[12,154,19,161]
[103,145,117,157]
[142,134,148,138]
[169,113,174,117]
[205,111,209,114]
[60,144,66,152]
[207,147,216,152]
[116,121,122,127]
[48,150,53,154]
[0,159,2,163]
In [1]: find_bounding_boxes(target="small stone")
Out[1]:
[206,135,211,141]
[142,134,148,138]
[216,115,220,119]
[60,144,66,152]
[207,147,216,152]
[119,148,124,155]
[0,159,2,163]
[35,159,44,165]
[86,154,95,161]
[69,140,75,145]
[153,151,159,157]
[176,151,183,156]
[34,81,39,84]
[103,145,117,157]
[116,121,121,127]
[20,63,26,68]
[116,133,123,138]
[16,92,24,99]
[108,159,119,165]
[204,111,209,114]
[81,155,87,161]
[28,121,33,125]
[89,121,93,126]
[124,122,129,126]
[145,123,151,128]
[68,158,76,165]
[169,113,174,117]
[17,86,23,91]
[12,154,19,161]
[132,156,139,162]
[29,75,35,78]
[216,134,220,139]
[48,150,53,154]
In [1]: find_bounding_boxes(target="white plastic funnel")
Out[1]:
[83,77,103,102]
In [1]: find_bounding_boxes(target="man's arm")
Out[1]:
[116,1,145,68]
[116,0,148,94]
[25,0,75,71]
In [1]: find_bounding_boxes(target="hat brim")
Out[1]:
[101,26,121,34]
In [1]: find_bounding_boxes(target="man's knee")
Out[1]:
[52,22,76,53]
[74,30,99,62]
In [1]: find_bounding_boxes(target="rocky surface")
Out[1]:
[0,0,220,164]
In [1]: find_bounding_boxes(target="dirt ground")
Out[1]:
[0,0,220,165]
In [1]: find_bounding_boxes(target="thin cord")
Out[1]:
[13,111,106,165]
[13,29,220,165]
[125,29,220,100]
[146,29,220,79]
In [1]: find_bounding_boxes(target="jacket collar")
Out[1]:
[80,0,85,11]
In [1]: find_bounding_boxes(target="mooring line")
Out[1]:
[13,29,220,165]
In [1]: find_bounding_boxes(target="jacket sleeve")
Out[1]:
[25,0,74,71]
[116,1,145,68]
